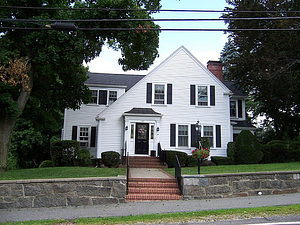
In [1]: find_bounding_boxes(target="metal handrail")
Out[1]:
[158,142,166,164]
[175,154,182,195]
[126,151,129,195]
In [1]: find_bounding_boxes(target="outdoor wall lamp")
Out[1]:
[125,126,128,130]
[157,127,160,132]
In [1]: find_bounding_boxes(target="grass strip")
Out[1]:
[2,204,300,225]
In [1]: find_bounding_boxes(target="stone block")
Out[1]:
[67,196,91,206]
[11,184,23,197]
[0,202,14,209]
[34,195,66,208]
[261,180,280,189]
[276,174,293,180]
[111,182,125,198]
[24,184,41,196]
[205,185,231,195]
[53,184,75,193]
[76,186,111,197]
[200,178,209,186]
[281,180,300,189]
[0,186,10,196]
[248,190,273,196]
[183,178,200,186]
[183,186,205,196]
[209,177,227,185]
[15,197,33,208]
[92,197,119,205]
[232,180,260,193]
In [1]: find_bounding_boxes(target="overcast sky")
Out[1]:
[86,0,229,75]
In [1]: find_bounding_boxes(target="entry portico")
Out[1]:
[123,108,162,157]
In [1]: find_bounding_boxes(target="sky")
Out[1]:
[86,0,229,75]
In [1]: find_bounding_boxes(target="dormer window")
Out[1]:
[89,90,118,105]
[109,91,117,105]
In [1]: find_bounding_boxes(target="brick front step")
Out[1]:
[123,157,167,168]
[126,177,182,202]
[128,187,180,194]
[126,193,182,202]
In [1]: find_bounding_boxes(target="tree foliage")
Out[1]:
[222,0,300,139]
[0,0,161,172]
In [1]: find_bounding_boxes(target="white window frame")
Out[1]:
[108,90,117,105]
[153,83,166,105]
[177,124,189,147]
[194,85,211,107]
[78,126,90,147]
[202,126,214,148]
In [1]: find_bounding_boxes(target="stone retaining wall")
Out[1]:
[0,176,126,209]
[182,171,300,200]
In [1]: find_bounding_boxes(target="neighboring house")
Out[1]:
[62,46,255,159]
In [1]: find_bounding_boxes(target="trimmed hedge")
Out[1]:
[165,151,188,168]
[211,156,234,165]
[101,151,120,168]
[186,155,198,167]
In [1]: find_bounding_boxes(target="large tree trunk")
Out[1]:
[0,61,33,172]
[0,112,17,172]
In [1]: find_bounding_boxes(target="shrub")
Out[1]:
[211,156,234,165]
[76,148,90,167]
[101,151,120,168]
[261,140,288,163]
[165,151,187,168]
[235,130,264,164]
[186,155,198,167]
[39,160,54,168]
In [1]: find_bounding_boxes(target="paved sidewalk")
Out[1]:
[130,168,173,179]
[1,193,300,223]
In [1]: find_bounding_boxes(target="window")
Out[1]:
[198,86,208,106]
[191,85,215,106]
[109,91,117,105]
[79,127,89,147]
[178,125,188,147]
[230,100,237,117]
[203,126,213,147]
[91,90,98,104]
[154,84,165,104]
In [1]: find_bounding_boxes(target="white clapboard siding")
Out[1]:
[96,46,231,157]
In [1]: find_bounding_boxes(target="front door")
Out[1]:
[135,123,149,154]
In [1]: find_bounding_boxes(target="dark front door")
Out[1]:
[135,123,149,154]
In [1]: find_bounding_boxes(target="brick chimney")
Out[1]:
[207,61,223,82]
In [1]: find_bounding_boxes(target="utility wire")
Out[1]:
[1,17,300,23]
[1,27,299,31]
[1,5,300,13]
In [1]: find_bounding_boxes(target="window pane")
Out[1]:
[230,101,237,117]
[90,90,98,104]
[198,86,208,106]
[154,84,165,104]
[109,91,117,105]
[178,125,188,147]
[203,126,213,147]
[79,127,89,147]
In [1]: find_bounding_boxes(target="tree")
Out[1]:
[220,38,239,81]
[222,0,300,139]
[0,0,161,172]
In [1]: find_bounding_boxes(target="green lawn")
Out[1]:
[0,162,299,180]
[165,161,300,176]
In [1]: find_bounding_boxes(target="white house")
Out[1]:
[62,46,255,159]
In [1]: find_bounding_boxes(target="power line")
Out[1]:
[1,17,300,23]
[1,26,299,31]
[1,5,300,13]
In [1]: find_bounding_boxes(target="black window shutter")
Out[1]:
[216,125,221,148]
[167,84,172,104]
[146,83,152,103]
[99,90,107,105]
[190,85,195,105]
[238,100,243,118]
[170,124,176,147]
[210,86,215,106]
[191,124,196,147]
[90,127,96,147]
[72,126,77,141]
